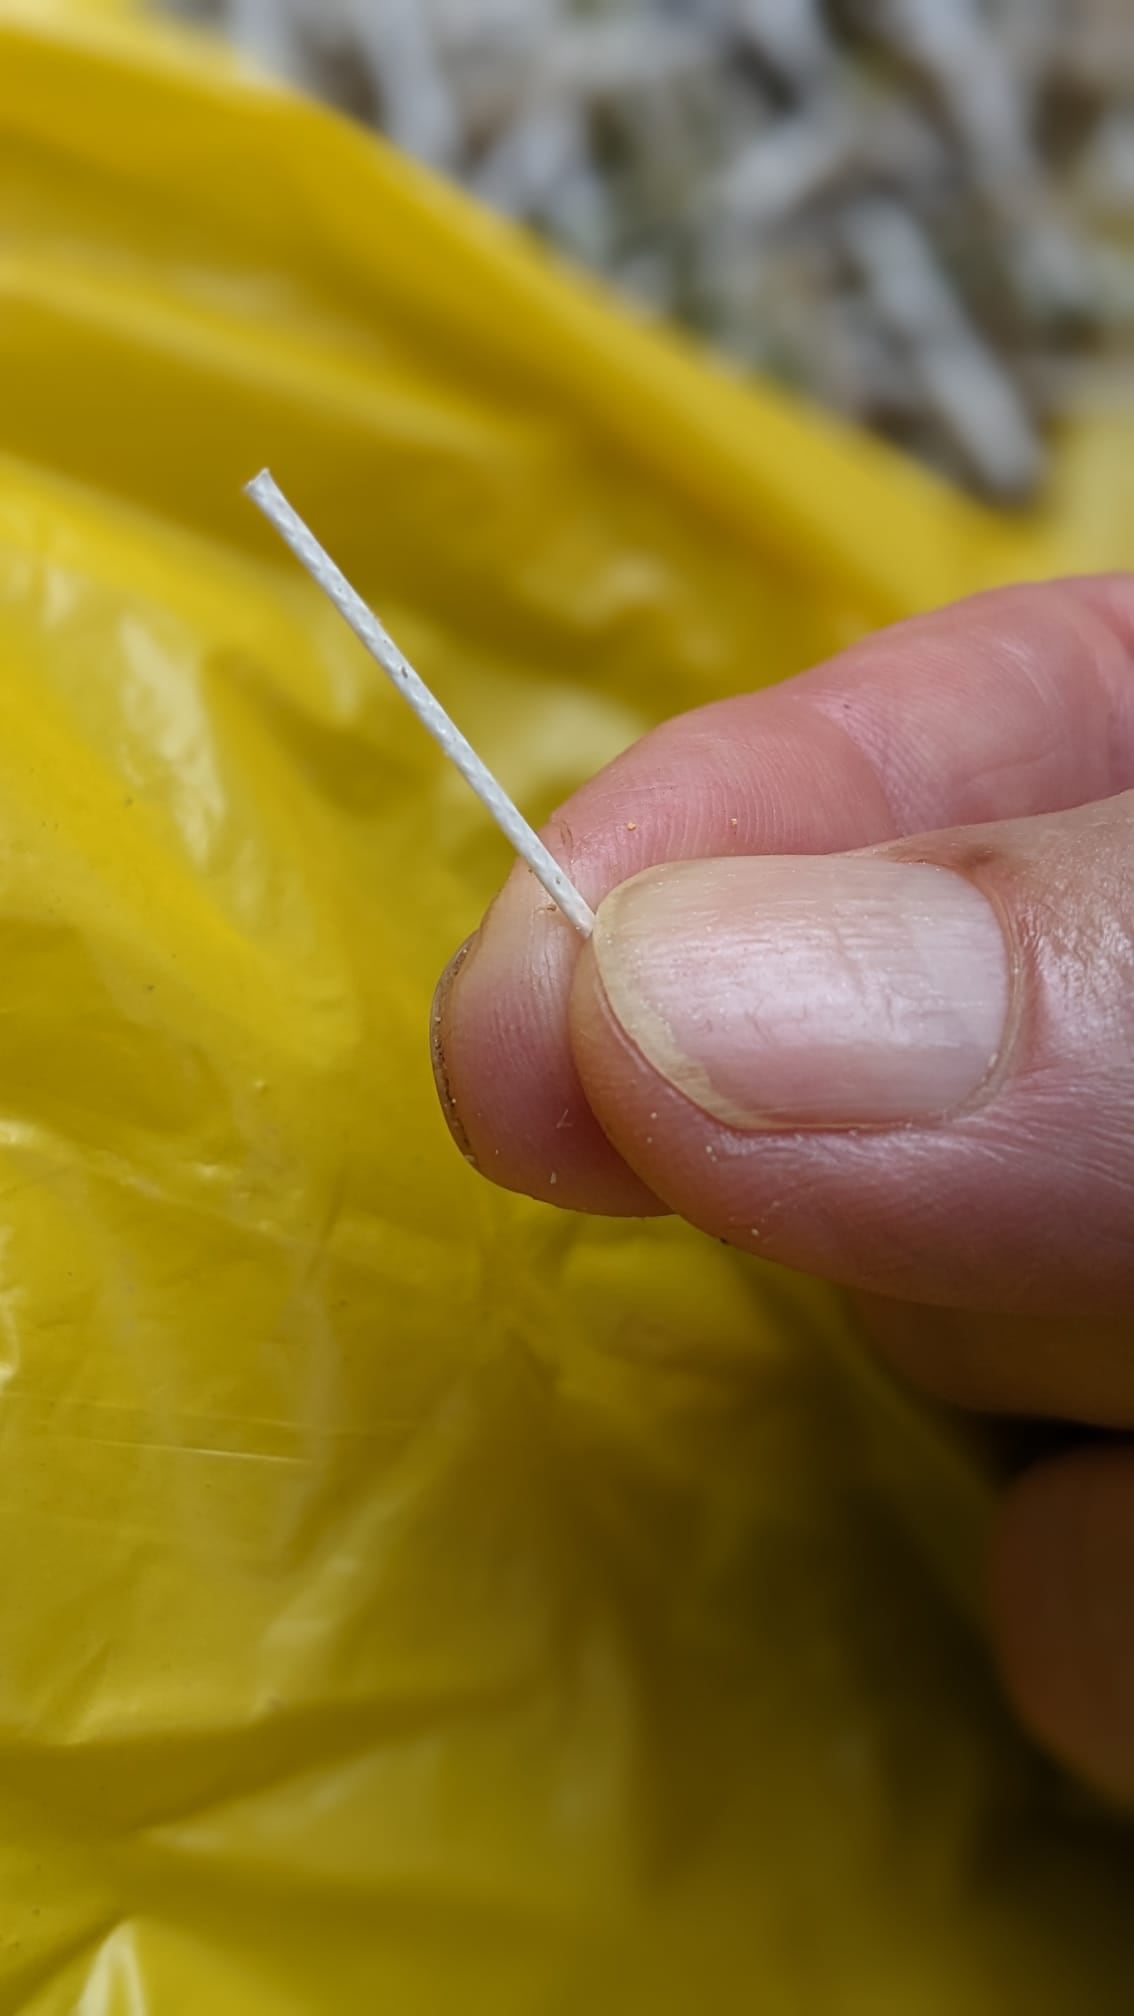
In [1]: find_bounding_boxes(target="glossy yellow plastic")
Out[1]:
[0,3,1132,2010]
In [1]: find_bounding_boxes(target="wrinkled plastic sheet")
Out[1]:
[0,3,1133,2011]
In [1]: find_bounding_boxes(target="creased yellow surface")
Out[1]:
[0,5,1131,2010]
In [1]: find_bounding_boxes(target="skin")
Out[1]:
[432,574,1134,1801]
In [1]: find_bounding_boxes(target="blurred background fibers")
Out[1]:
[161,0,1134,505]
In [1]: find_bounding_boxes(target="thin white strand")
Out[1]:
[245,471,595,939]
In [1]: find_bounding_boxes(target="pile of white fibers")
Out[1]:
[165,0,1134,501]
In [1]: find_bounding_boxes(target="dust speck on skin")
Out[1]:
[730,817,738,831]
[705,1144,715,1157]
[550,1171,558,1186]
[556,1107,573,1130]
[626,821,638,831]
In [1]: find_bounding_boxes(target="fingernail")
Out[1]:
[430,937,477,1163]
[592,857,1010,1129]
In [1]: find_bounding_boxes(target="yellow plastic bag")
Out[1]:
[0,4,1132,2011]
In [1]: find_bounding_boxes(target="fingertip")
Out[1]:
[431,867,662,1216]
[567,904,771,1246]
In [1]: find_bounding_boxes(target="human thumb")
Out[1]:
[568,790,1134,1320]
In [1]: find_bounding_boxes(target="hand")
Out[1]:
[432,576,1134,1799]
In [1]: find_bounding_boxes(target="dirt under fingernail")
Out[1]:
[430,936,477,1166]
